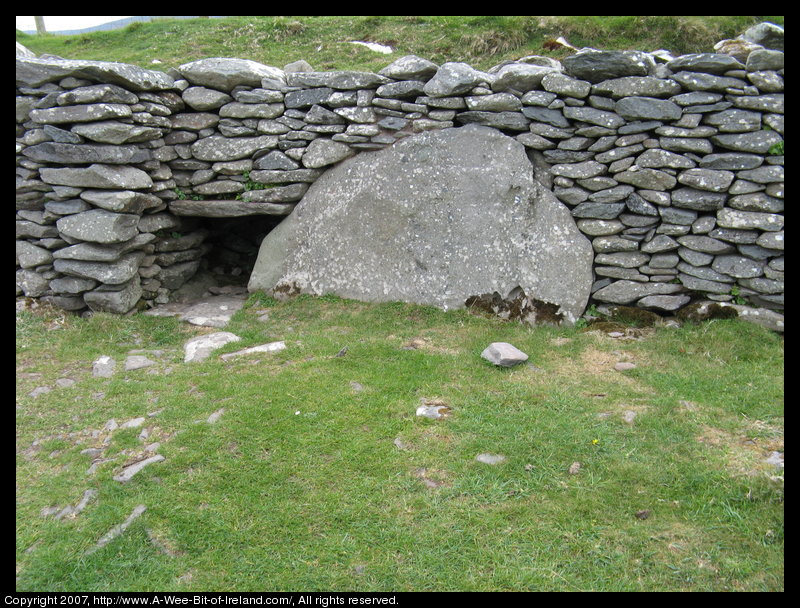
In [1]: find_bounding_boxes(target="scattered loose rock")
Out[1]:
[113,454,165,482]
[393,437,412,451]
[568,461,582,475]
[42,489,97,520]
[416,398,451,420]
[125,355,157,371]
[413,467,447,488]
[765,451,784,469]
[28,386,51,398]
[480,342,529,367]
[92,355,116,378]
[206,408,225,424]
[614,361,637,372]
[119,416,146,429]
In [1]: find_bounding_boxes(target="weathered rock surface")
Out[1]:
[480,342,529,367]
[16,57,175,91]
[177,58,285,91]
[183,332,241,363]
[249,125,594,324]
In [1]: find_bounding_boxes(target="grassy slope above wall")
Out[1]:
[16,16,785,73]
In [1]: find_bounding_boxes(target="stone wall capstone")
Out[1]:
[15,25,784,325]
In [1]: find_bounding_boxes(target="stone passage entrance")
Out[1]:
[156,214,283,302]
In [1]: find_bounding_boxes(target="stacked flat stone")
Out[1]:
[15,58,206,311]
[533,49,785,312]
[16,34,784,317]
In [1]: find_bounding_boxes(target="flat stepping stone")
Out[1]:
[92,355,116,377]
[183,332,241,363]
[144,294,246,328]
[125,355,157,371]
[481,342,529,367]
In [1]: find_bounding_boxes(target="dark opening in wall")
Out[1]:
[165,214,284,301]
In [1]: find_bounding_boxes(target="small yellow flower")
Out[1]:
[592,439,600,445]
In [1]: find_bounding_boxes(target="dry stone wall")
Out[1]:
[16,31,784,322]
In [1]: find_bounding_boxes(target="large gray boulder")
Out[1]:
[248,125,594,325]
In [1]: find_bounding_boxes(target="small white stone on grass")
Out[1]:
[416,405,451,419]
[481,342,529,367]
[350,40,393,54]
[476,453,506,465]
[206,408,225,424]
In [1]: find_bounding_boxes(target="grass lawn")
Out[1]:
[16,16,784,73]
[16,294,784,591]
